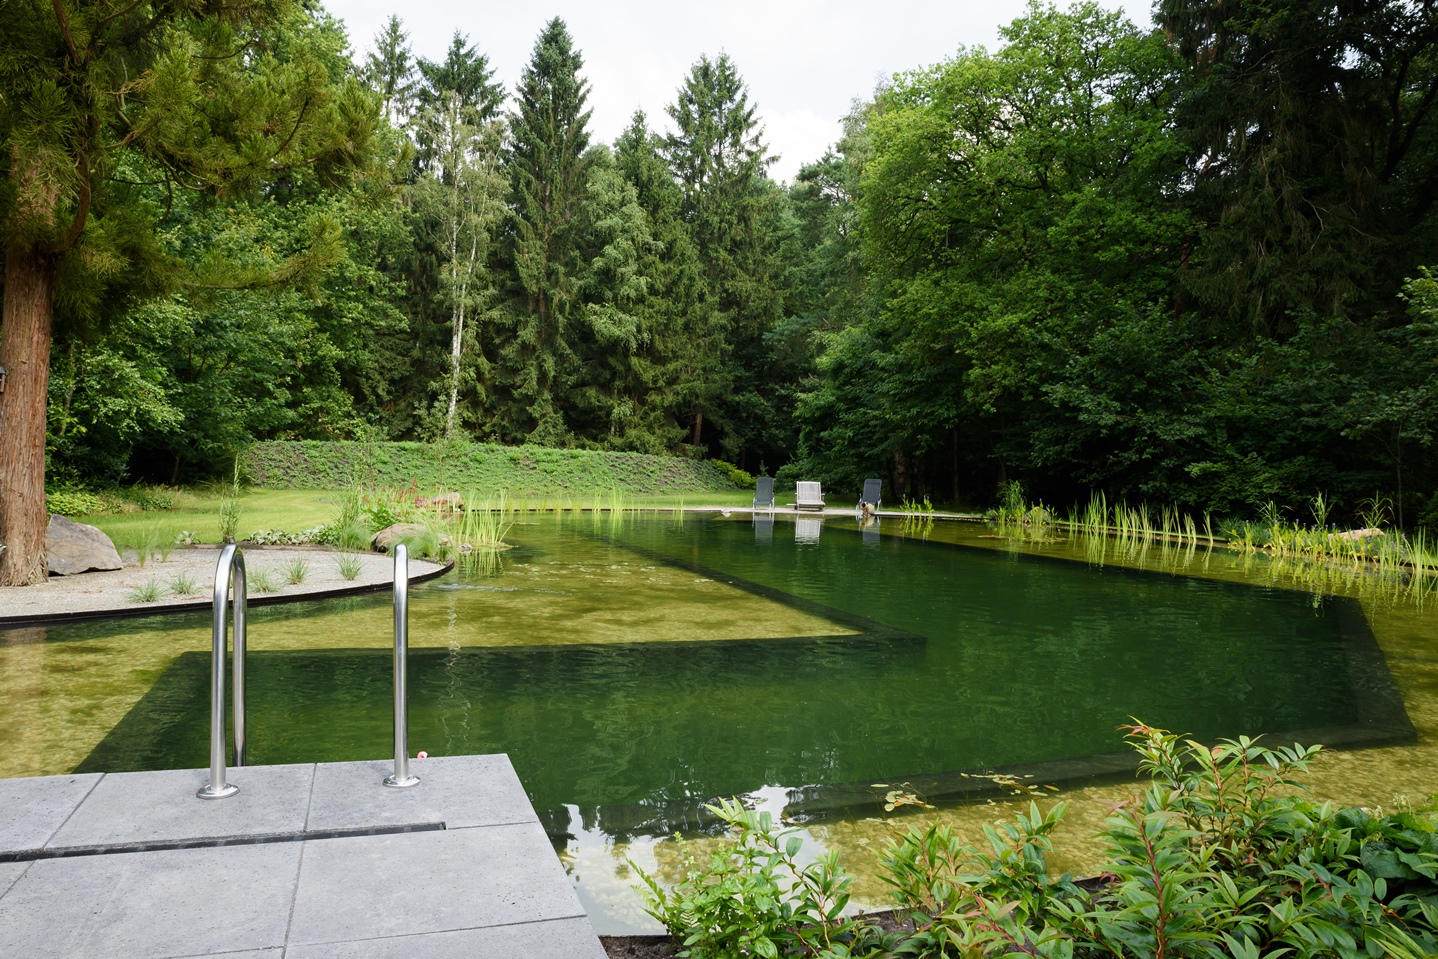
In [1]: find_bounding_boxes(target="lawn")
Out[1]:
[79,488,766,551]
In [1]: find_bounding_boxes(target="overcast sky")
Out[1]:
[325,0,1154,183]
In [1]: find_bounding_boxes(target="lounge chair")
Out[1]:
[795,481,825,511]
[753,476,775,509]
[861,478,882,511]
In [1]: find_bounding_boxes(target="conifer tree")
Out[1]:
[505,17,593,442]
[363,15,418,126]
[415,32,505,124]
[664,53,783,455]
[614,112,722,451]
[0,0,379,584]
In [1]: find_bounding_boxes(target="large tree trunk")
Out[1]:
[0,241,57,586]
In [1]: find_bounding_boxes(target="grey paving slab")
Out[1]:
[48,762,315,849]
[288,822,584,946]
[285,917,607,959]
[305,754,535,832]
[0,861,30,898]
[172,951,283,959]
[0,842,301,959]
[0,772,100,852]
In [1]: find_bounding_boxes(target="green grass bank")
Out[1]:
[242,440,739,495]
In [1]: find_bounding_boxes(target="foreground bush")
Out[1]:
[636,725,1438,958]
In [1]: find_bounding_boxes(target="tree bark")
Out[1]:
[0,241,57,585]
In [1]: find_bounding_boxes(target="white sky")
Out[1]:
[326,0,1154,183]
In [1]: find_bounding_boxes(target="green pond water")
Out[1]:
[2,513,1434,932]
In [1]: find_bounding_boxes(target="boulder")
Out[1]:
[46,514,124,575]
[371,523,451,553]
[1333,527,1384,542]
[416,492,464,511]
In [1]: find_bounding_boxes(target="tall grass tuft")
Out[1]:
[169,573,200,597]
[128,579,163,603]
[250,568,281,593]
[282,557,310,585]
[335,554,363,581]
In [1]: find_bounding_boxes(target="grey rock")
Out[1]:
[370,523,449,553]
[46,514,123,576]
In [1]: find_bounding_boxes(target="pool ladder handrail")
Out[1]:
[198,543,247,799]
[384,544,420,788]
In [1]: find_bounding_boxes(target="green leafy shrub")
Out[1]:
[46,490,105,516]
[634,797,878,959]
[709,460,755,490]
[636,725,1438,958]
[121,485,178,511]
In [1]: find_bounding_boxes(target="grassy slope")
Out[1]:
[243,440,739,496]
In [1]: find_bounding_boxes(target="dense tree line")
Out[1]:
[7,0,1438,583]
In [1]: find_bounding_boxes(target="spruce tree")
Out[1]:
[505,17,593,442]
[363,15,418,126]
[664,53,784,457]
[415,31,505,124]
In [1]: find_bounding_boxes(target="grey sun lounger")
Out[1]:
[795,481,825,511]
[753,476,775,509]
[861,478,882,510]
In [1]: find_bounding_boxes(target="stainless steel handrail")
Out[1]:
[198,543,247,799]
[384,544,419,788]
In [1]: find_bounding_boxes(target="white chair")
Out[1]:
[795,481,825,511]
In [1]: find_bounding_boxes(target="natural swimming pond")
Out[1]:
[2,513,1434,932]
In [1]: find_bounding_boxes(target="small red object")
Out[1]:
[416,750,428,759]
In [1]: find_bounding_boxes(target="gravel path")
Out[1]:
[0,546,446,623]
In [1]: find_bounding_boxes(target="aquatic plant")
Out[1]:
[456,492,514,550]
[168,573,199,597]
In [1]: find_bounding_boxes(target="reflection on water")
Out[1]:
[1,514,1434,934]
[795,516,822,544]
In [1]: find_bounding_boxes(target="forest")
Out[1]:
[6,0,1438,537]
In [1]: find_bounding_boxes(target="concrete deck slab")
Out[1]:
[305,754,534,832]
[0,862,29,898]
[47,763,315,849]
[0,756,604,958]
[0,772,100,851]
[0,842,301,959]
[288,822,583,946]
[285,917,607,959]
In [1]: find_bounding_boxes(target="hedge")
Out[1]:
[241,441,739,495]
